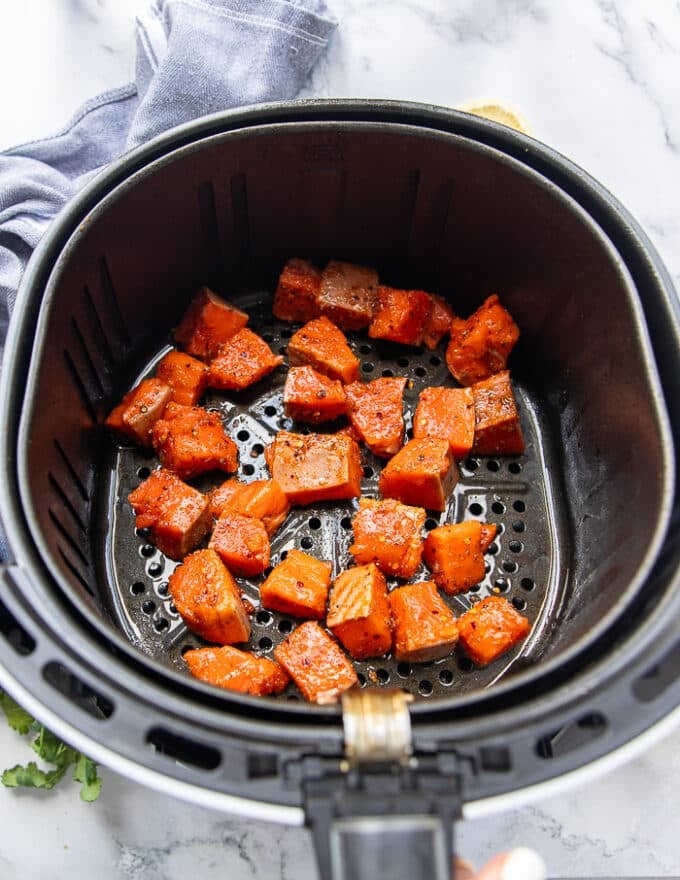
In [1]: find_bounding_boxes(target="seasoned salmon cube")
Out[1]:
[349,498,425,579]
[389,581,459,663]
[472,371,525,455]
[283,366,347,424]
[208,327,284,391]
[368,287,432,346]
[446,294,520,386]
[423,521,485,594]
[128,468,211,559]
[210,478,290,536]
[457,595,530,666]
[480,523,498,553]
[185,645,289,695]
[345,377,406,458]
[378,438,458,512]
[156,349,209,406]
[286,316,360,385]
[267,431,362,505]
[333,422,362,444]
[105,378,172,447]
[273,258,322,323]
[274,621,358,704]
[209,510,270,576]
[422,293,454,350]
[151,403,238,479]
[259,549,332,619]
[326,563,392,659]
[317,260,378,330]
[174,287,248,361]
[168,548,251,644]
[413,386,476,458]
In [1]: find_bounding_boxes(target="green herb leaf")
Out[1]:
[1,759,68,790]
[73,754,103,803]
[0,690,102,801]
[0,691,35,735]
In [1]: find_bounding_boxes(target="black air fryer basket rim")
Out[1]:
[9,112,677,717]
[0,102,678,805]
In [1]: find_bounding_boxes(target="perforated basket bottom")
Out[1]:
[103,294,570,701]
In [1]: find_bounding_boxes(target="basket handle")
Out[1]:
[328,814,451,880]
[305,689,460,880]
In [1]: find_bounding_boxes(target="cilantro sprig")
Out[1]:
[0,690,102,802]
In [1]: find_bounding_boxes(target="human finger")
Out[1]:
[453,856,477,880]
[473,847,546,880]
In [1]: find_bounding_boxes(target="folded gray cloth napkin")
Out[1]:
[0,0,336,559]
[0,0,335,326]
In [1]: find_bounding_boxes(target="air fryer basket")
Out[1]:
[0,103,678,878]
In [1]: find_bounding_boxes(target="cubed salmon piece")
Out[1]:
[168,548,251,644]
[128,468,211,559]
[105,378,172,447]
[274,621,358,704]
[422,293,455,350]
[259,549,332,619]
[185,645,289,695]
[457,595,530,666]
[174,287,248,361]
[210,478,290,536]
[268,431,362,505]
[389,581,459,663]
[345,377,407,458]
[283,365,347,424]
[208,327,284,391]
[378,438,458,512]
[423,521,485,594]
[472,371,525,455]
[156,349,209,407]
[273,258,322,323]
[286,316,360,385]
[413,386,476,459]
[368,287,432,346]
[480,523,498,553]
[326,563,392,659]
[317,260,378,330]
[349,498,425,579]
[151,403,238,479]
[446,294,520,386]
[209,510,270,576]
[333,422,362,444]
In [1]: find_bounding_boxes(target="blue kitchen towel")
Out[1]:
[0,0,336,559]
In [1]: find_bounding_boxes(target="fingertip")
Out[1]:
[473,847,546,880]
[453,856,476,880]
[500,847,546,880]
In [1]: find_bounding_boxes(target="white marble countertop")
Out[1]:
[1,1,679,877]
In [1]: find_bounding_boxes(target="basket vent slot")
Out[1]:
[632,640,680,704]
[247,752,279,779]
[82,284,116,374]
[0,596,36,656]
[99,256,130,347]
[535,711,607,760]
[63,349,98,425]
[479,745,512,773]
[42,661,114,720]
[53,439,89,502]
[48,471,87,534]
[70,315,105,397]
[146,726,221,771]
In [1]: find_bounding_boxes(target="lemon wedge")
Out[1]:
[457,100,531,135]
